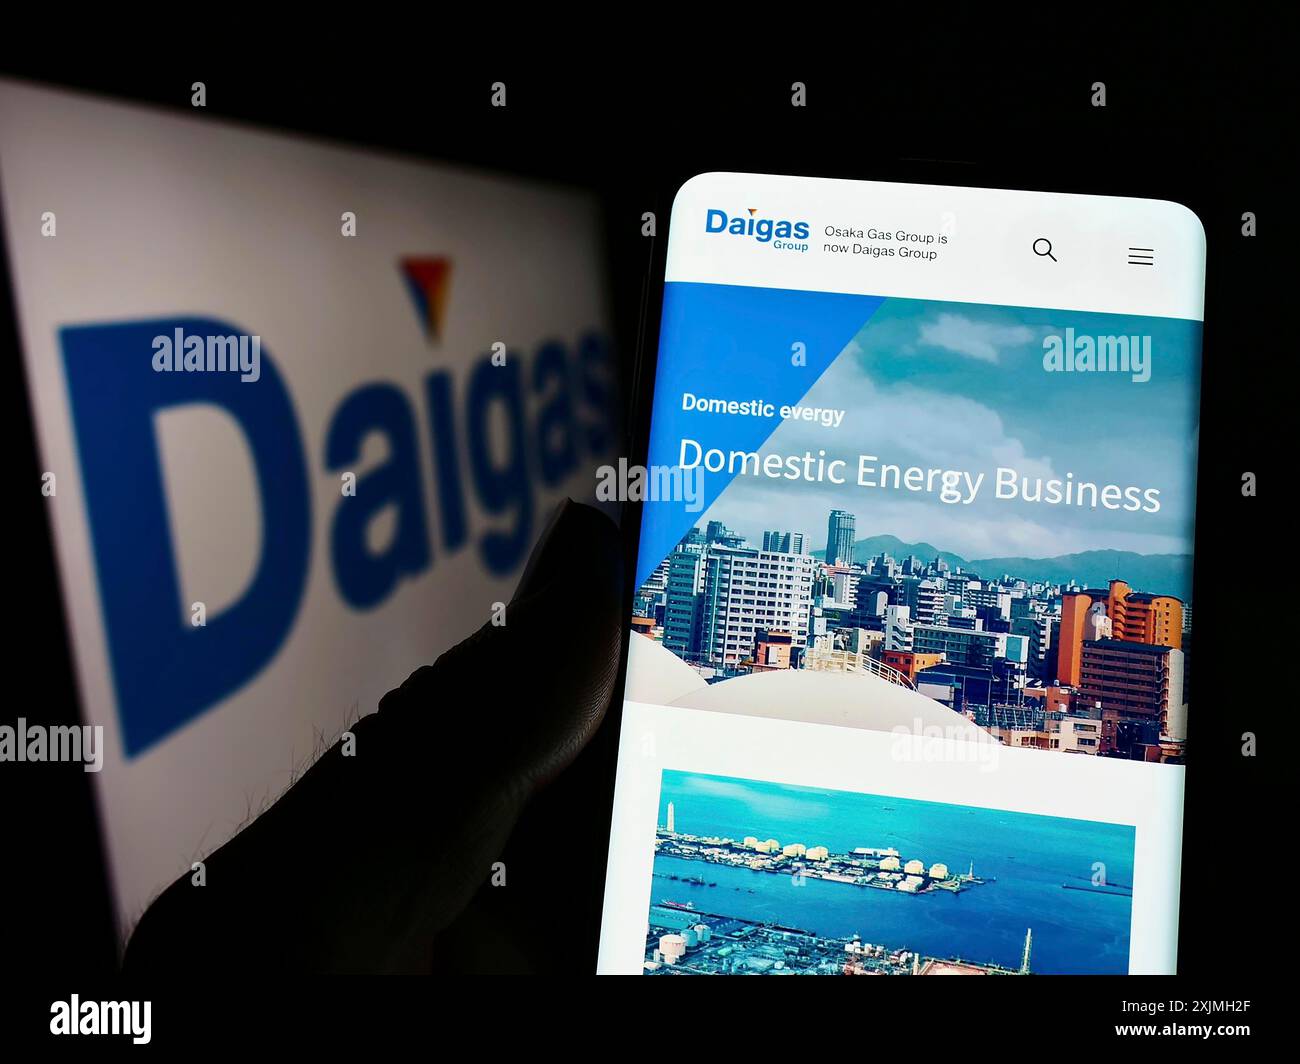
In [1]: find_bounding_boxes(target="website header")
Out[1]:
[667,173,1206,321]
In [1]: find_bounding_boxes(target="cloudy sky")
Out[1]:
[700,297,1201,561]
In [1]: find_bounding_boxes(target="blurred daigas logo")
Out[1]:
[399,257,453,344]
[59,265,613,756]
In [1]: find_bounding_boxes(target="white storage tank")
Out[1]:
[659,934,687,964]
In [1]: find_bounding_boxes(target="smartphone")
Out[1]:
[597,171,1205,975]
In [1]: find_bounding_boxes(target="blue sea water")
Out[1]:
[653,772,1135,975]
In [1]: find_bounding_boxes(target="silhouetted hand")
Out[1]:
[123,500,623,973]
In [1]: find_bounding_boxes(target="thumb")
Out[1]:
[124,499,624,973]
[376,497,624,795]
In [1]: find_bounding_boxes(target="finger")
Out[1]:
[376,498,624,794]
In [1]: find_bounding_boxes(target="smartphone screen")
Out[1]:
[597,172,1205,975]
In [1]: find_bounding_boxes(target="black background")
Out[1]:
[0,26,1280,1001]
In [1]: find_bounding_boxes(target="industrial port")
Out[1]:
[653,802,989,898]
[645,902,1032,976]
[644,800,1028,974]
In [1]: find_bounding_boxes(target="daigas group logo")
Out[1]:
[704,207,811,251]
[60,265,614,758]
[399,256,453,344]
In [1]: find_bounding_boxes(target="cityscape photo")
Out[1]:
[629,299,1198,762]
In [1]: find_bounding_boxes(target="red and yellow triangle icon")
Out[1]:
[399,257,452,344]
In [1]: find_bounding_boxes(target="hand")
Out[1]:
[123,499,624,973]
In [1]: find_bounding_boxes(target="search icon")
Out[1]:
[1033,237,1057,262]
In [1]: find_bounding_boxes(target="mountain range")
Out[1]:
[812,534,1191,601]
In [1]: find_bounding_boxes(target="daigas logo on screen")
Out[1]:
[60,257,614,758]
[704,207,810,251]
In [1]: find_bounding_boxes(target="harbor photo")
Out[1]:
[645,771,1135,975]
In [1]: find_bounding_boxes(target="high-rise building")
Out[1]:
[1011,613,1054,681]
[825,510,856,567]
[824,566,859,608]
[677,526,706,552]
[762,529,806,554]
[1119,590,1184,648]
[666,802,675,834]
[966,585,1013,619]
[903,577,946,627]
[634,555,672,618]
[1079,639,1185,739]
[852,575,905,630]
[884,604,913,652]
[912,623,1028,669]
[662,549,705,656]
[946,573,973,597]
[1058,580,1183,686]
[696,545,816,667]
[704,520,745,547]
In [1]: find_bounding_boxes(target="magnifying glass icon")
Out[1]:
[1033,237,1057,262]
